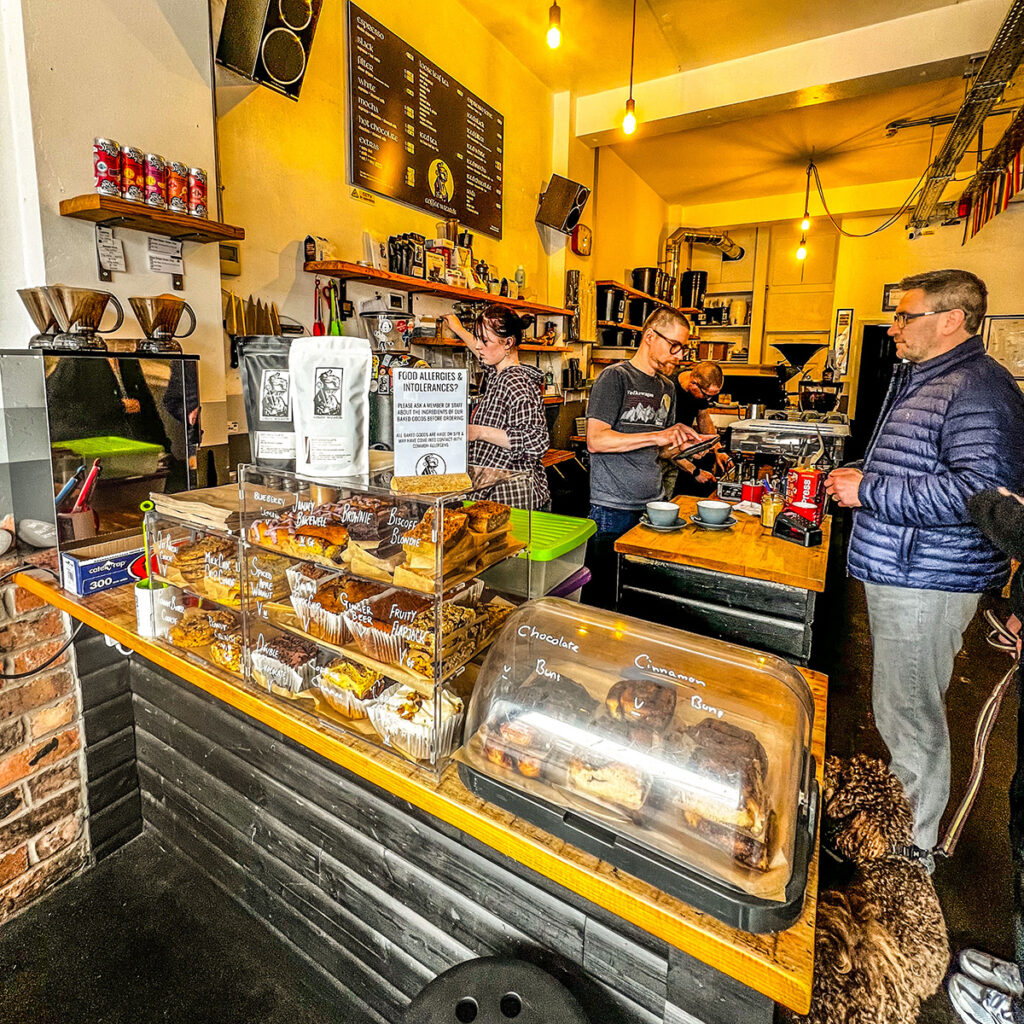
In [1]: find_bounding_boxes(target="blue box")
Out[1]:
[60,534,149,597]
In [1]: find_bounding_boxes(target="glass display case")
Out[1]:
[457,598,818,932]
[238,463,532,773]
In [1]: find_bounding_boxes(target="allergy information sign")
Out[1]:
[392,368,468,477]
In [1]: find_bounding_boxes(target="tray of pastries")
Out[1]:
[457,597,818,934]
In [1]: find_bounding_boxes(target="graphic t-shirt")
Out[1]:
[587,361,676,509]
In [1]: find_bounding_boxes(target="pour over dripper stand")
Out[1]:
[129,295,196,354]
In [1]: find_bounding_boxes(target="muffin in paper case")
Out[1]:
[250,634,317,693]
[314,659,387,719]
[366,683,464,762]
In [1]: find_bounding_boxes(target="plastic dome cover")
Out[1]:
[460,597,814,903]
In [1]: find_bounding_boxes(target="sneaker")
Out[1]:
[948,973,1017,1024]
[959,950,1024,1000]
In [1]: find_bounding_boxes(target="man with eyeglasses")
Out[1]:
[671,360,729,497]
[824,269,1024,874]
[582,308,711,608]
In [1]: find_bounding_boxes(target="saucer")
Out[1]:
[689,514,737,531]
[641,514,686,533]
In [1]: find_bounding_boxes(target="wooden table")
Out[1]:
[20,571,823,1017]
[615,496,832,663]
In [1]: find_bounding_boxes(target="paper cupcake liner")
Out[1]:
[251,649,315,694]
[314,671,387,720]
[347,616,407,665]
[366,683,464,762]
[286,563,343,602]
[289,594,316,631]
[309,601,351,646]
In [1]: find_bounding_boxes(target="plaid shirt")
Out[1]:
[469,365,550,509]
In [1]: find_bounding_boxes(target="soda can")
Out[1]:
[93,138,120,197]
[785,466,826,525]
[121,146,145,203]
[144,153,167,210]
[188,166,208,219]
[167,161,189,214]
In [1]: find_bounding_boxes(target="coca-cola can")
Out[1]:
[144,153,167,209]
[93,137,120,196]
[188,166,208,219]
[167,161,189,214]
[121,146,144,203]
[785,466,826,525]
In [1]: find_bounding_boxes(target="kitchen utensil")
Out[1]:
[43,285,123,351]
[328,282,342,334]
[72,459,102,512]
[729,298,748,325]
[679,271,707,310]
[17,287,58,348]
[270,302,281,335]
[646,501,681,527]
[129,294,196,353]
[695,499,732,525]
[313,276,324,335]
[741,481,764,504]
[631,268,659,295]
[55,464,86,510]
[245,295,258,336]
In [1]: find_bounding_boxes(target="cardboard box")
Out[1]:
[60,533,150,597]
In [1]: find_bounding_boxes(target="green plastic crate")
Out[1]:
[53,436,164,478]
[479,508,595,598]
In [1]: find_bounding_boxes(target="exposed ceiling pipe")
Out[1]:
[664,226,745,279]
[910,0,1024,227]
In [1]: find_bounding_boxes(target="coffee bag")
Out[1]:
[238,336,295,471]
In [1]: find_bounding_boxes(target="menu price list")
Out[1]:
[348,4,503,238]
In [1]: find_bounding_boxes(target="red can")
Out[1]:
[121,146,144,203]
[167,161,188,214]
[786,466,826,525]
[93,137,120,196]
[188,166,208,219]
[144,153,167,209]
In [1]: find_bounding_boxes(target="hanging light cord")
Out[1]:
[628,0,637,99]
[809,160,927,238]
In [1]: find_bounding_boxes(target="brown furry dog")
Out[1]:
[782,755,949,1024]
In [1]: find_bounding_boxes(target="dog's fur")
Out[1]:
[782,755,948,1024]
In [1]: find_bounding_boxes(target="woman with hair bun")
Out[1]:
[443,304,550,510]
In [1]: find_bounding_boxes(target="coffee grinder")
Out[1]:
[17,287,58,348]
[128,294,196,353]
[770,341,841,411]
[43,285,124,351]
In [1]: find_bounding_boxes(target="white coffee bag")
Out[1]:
[289,336,371,478]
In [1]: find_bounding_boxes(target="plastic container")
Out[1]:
[478,509,595,599]
[52,436,163,478]
[457,598,818,932]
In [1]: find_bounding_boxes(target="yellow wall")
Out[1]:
[218,0,556,326]
[592,148,668,282]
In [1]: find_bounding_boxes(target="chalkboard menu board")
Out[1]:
[348,4,504,238]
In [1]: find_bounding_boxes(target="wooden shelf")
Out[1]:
[59,194,244,243]
[306,260,573,318]
[698,324,750,330]
[596,279,698,317]
[411,338,571,352]
[597,320,641,331]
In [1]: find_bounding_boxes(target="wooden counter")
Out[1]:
[20,572,824,1016]
[615,497,832,663]
[615,496,830,593]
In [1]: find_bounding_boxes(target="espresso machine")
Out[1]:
[128,294,196,354]
[17,287,58,348]
[43,285,124,351]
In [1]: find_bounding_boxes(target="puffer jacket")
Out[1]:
[847,336,1024,592]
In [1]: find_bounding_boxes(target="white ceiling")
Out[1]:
[459,0,1019,208]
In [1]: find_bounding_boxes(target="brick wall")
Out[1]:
[0,548,88,922]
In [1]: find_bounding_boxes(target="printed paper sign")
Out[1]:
[392,368,468,476]
[147,235,184,274]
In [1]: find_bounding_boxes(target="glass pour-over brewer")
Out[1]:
[128,294,196,354]
[17,287,58,348]
[44,285,124,351]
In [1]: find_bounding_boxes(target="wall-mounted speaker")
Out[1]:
[536,174,591,234]
[217,0,322,101]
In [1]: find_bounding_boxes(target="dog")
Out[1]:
[782,755,949,1024]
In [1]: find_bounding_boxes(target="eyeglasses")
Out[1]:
[892,309,956,328]
[649,327,687,355]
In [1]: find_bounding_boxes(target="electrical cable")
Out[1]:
[0,565,85,680]
[809,160,928,238]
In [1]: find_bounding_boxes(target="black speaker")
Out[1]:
[536,174,591,234]
[217,0,322,100]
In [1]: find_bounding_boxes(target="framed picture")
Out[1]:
[881,284,904,312]
[984,315,1024,378]
[832,308,853,377]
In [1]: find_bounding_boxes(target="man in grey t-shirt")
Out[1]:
[582,308,705,608]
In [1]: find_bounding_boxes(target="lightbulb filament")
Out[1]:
[623,97,637,135]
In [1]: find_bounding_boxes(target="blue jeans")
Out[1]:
[863,581,980,849]
[582,504,643,609]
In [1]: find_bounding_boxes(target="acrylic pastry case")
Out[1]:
[457,598,818,933]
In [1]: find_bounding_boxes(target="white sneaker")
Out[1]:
[959,950,1024,1000]
[948,973,1017,1024]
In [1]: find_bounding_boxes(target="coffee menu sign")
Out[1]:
[347,4,504,238]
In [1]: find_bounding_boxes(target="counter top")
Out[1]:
[19,572,825,1013]
[615,496,831,593]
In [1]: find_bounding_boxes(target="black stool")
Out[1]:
[403,956,590,1024]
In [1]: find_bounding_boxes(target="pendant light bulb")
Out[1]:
[800,217,810,232]
[796,237,808,261]
[547,3,561,48]
[623,97,637,135]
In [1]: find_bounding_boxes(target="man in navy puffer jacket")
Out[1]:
[826,269,1024,862]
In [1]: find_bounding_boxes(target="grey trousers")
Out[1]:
[863,581,981,850]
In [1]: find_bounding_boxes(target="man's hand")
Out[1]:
[695,470,715,485]
[1008,614,1022,656]
[656,423,704,448]
[714,450,732,473]
[825,467,864,508]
